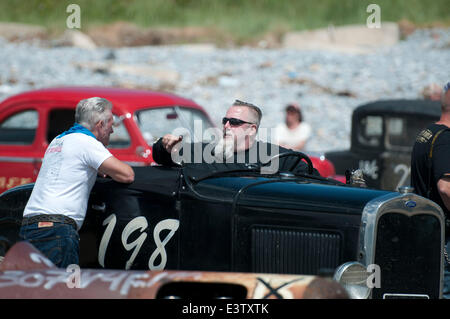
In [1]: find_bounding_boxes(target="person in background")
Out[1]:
[422,82,443,101]
[275,103,312,151]
[20,97,135,268]
[411,82,450,298]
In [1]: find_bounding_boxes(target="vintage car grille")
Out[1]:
[372,212,441,299]
[251,227,341,275]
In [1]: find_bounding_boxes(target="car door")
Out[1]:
[380,115,437,191]
[0,105,45,194]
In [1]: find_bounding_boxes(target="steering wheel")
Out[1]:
[262,151,314,174]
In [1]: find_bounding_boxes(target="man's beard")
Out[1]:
[213,136,235,160]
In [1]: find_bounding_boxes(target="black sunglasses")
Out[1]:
[222,117,255,126]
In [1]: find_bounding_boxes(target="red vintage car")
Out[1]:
[0,87,342,193]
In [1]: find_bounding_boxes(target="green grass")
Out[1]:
[0,0,448,42]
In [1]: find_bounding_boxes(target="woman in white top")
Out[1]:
[275,103,311,151]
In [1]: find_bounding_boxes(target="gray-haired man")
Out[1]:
[20,97,134,268]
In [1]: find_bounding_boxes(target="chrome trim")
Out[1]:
[334,261,366,283]
[333,261,370,299]
[383,293,430,299]
[398,186,414,194]
[358,191,445,299]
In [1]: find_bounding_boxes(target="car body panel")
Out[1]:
[0,242,348,299]
[0,161,444,298]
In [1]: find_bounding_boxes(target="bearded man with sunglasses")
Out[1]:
[152,100,318,175]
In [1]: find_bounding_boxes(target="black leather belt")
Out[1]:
[22,214,77,230]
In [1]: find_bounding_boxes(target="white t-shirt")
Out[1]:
[275,122,312,150]
[23,133,112,230]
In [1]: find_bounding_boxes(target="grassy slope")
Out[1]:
[0,0,448,41]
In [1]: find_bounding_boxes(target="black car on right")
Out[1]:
[325,99,441,191]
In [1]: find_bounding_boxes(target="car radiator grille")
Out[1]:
[372,213,441,299]
[251,227,341,275]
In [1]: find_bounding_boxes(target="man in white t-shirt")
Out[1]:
[275,103,311,151]
[20,97,134,268]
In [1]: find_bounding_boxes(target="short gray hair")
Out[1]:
[75,97,113,130]
[232,99,262,127]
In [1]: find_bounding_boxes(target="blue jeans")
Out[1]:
[19,222,79,268]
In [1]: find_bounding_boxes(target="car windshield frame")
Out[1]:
[353,113,384,151]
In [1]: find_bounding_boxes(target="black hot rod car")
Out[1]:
[0,152,446,299]
[325,99,441,191]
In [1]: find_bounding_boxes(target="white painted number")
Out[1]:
[149,219,180,270]
[358,160,379,180]
[122,217,148,270]
[98,214,179,270]
[394,164,410,191]
[98,214,117,268]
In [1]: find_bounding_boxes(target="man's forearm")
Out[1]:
[152,138,176,166]
[437,176,450,212]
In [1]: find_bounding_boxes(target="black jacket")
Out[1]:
[152,138,320,176]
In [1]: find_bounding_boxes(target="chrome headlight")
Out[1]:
[334,262,371,299]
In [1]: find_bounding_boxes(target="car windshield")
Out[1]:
[110,115,131,148]
[135,106,215,145]
[356,115,383,149]
[385,116,431,151]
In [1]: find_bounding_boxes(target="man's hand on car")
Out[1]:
[162,134,183,153]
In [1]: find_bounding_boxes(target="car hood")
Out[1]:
[191,174,391,214]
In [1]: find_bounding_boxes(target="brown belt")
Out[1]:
[22,214,77,231]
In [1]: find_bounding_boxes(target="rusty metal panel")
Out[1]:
[0,242,347,299]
